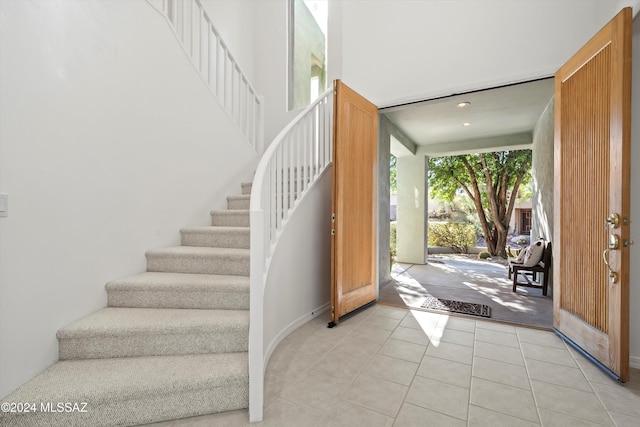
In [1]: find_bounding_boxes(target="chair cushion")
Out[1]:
[514,247,527,264]
[523,239,545,267]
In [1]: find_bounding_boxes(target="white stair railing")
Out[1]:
[249,87,333,422]
[146,0,263,153]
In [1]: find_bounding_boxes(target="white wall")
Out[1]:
[252,0,300,144]
[262,170,332,362]
[200,0,298,146]
[200,0,257,84]
[334,0,632,107]
[0,0,258,397]
[396,155,427,264]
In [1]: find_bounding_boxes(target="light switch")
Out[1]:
[0,193,7,217]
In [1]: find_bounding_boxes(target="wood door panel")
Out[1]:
[556,43,611,332]
[553,7,631,381]
[339,285,377,318]
[331,80,378,325]
[557,308,610,364]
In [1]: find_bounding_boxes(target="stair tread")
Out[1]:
[106,273,249,310]
[106,272,249,291]
[181,226,249,232]
[226,195,250,200]
[211,209,249,215]
[2,352,247,405]
[210,210,250,227]
[57,307,248,338]
[146,246,249,257]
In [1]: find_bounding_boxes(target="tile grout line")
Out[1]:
[467,321,479,427]
[340,307,413,423]
[515,328,544,426]
[561,339,619,427]
[399,309,470,425]
[387,310,415,422]
[515,327,622,426]
[306,307,384,424]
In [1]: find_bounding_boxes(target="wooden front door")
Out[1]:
[330,80,378,326]
[554,8,632,381]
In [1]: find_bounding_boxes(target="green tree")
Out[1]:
[428,150,532,257]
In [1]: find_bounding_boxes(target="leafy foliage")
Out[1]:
[428,150,532,256]
[428,222,476,253]
[390,221,397,257]
[427,206,451,220]
[390,154,397,194]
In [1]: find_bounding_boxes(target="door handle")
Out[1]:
[605,213,620,229]
[609,234,620,249]
[602,248,618,283]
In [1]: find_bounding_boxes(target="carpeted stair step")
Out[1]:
[227,195,250,210]
[106,272,249,310]
[181,226,249,249]
[57,307,248,360]
[0,352,248,427]
[146,246,249,275]
[241,182,252,195]
[210,209,250,227]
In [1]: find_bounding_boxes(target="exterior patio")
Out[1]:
[380,255,553,329]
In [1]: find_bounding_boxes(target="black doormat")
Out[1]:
[421,297,491,318]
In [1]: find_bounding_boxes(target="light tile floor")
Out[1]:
[149,305,640,426]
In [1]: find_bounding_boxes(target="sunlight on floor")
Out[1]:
[385,257,553,328]
[409,309,448,347]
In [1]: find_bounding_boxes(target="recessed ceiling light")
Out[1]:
[462,122,472,127]
[457,102,471,108]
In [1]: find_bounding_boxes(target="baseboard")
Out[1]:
[263,302,330,369]
[630,355,640,369]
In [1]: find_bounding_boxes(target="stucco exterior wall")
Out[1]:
[531,98,555,242]
[531,98,554,294]
[378,117,392,285]
[396,155,427,264]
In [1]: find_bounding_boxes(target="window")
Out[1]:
[288,0,327,111]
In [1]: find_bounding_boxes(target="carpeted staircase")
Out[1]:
[0,183,253,427]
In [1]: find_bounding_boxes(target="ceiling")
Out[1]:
[382,78,554,155]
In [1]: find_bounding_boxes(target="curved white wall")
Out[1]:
[262,170,332,362]
[0,0,258,397]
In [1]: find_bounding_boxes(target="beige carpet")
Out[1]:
[0,184,253,426]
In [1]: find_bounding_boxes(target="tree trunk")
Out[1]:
[495,228,509,258]
[460,157,498,255]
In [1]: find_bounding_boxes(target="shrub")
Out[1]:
[390,221,397,257]
[478,251,491,260]
[428,222,476,253]
[427,207,451,220]
[390,222,397,271]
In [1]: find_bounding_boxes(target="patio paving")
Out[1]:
[380,255,553,329]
